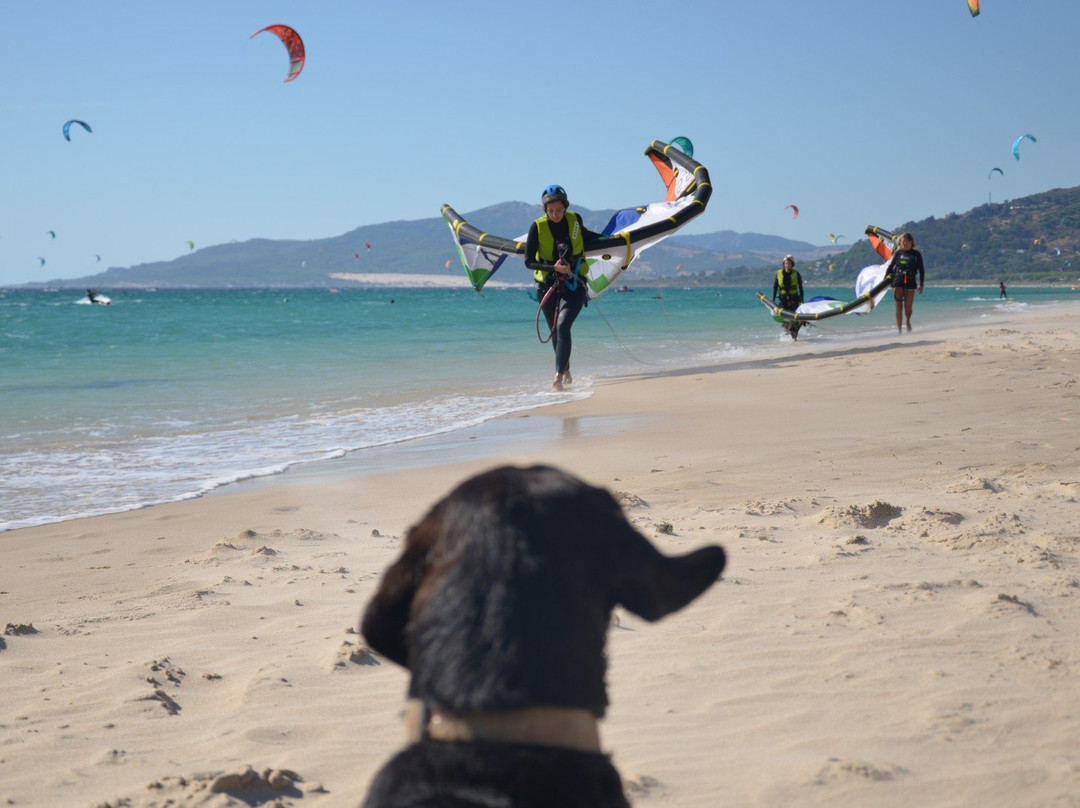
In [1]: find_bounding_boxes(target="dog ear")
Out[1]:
[360,547,422,667]
[361,515,444,668]
[607,523,725,621]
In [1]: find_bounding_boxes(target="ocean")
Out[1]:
[1,283,1074,532]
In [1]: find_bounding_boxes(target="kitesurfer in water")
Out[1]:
[885,233,925,333]
[86,289,99,304]
[524,185,599,391]
[772,255,805,340]
[999,281,1008,299]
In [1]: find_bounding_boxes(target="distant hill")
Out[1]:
[21,186,1080,288]
[24,203,832,290]
[794,186,1080,286]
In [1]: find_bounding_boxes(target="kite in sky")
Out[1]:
[250,25,305,83]
[988,167,1004,179]
[785,204,799,219]
[1012,133,1036,161]
[62,120,92,141]
[968,0,980,17]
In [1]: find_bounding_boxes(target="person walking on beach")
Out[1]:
[885,232,925,334]
[524,185,600,391]
[999,281,1008,299]
[772,254,805,339]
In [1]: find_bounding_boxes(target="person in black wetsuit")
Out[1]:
[771,254,805,340]
[886,232,925,333]
[524,185,601,391]
[999,281,1008,299]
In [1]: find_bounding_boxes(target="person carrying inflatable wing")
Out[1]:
[524,185,601,391]
[772,254,805,340]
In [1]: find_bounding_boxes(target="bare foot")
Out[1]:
[551,375,564,392]
[563,370,573,386]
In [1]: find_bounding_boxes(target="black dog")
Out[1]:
[361,465,726,807]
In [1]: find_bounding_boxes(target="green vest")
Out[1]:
[533,211,588,283]
[775,268,800,296]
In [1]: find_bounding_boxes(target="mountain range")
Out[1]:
[25,185,1080,288]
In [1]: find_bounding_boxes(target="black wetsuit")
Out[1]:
[524,215,600,375]
[887,249,925,290]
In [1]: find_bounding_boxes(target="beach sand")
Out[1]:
[2,304,1079,807]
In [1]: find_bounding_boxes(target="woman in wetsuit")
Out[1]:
[523,185,600,391]
[886,232,925,334]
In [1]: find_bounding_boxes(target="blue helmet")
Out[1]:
[541,184,569,208]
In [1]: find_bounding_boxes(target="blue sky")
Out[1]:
[2,0,1078,285]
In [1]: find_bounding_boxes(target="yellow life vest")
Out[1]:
[775,268,800,296]
[533,211,588,283]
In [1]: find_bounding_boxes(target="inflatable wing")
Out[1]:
[670,136,693,158]
[756,225,898,324]
[442,139,712,295]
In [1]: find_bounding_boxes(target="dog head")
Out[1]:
[361,465,725,717]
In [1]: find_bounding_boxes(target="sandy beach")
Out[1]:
[3,303,1079,807]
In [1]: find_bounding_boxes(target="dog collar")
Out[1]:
[404,699,602,753]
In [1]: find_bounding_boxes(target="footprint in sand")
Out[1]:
[814,758,908,784]
[4,622,39,636]
[332,631,380,669]
[138,688,181,715]
[744,499,791,516]
[989,592,1039,617]
[946,477,1001,494]
[135,658,187,715]
[103,766,311,805]
[925,702,978,738]
[614,491,649,509]
[623,773,666,799]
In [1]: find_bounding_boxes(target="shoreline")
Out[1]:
[2,302,1079,806]
[11,279,1079,292]
[7,295,1077,535]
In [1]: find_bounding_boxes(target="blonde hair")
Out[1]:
[899,232,915,247]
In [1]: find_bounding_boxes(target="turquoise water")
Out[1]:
[1,284,1074,531]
